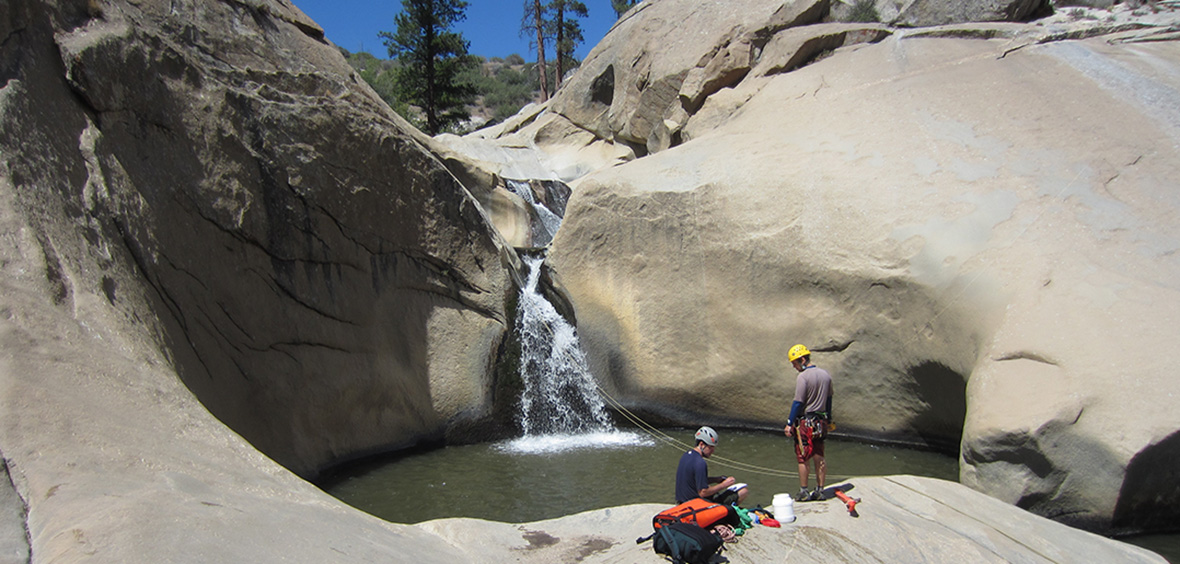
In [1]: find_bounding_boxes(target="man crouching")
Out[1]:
[675,426,749,505]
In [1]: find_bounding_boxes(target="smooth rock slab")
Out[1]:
[418,476,1164,563]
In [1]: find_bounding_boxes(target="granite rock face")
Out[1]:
[463,0,1058,166]
[1,0,520,530]
[522,0,1180,535]
[0,0,530,559]
[893,0,1054,26]
[0,0,1177,561]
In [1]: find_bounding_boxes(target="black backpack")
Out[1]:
[637,521,723,564]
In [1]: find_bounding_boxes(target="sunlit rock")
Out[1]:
[1,0,518,559]
[418,476,1164,563]
[539,0,1180,536]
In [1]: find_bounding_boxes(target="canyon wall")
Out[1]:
[470,0,1180,534]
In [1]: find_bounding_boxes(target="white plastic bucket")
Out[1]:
[772,493,797,523]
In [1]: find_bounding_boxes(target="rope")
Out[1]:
[595,377,860,480]
[525,312,864,480]
[592,378,799,478]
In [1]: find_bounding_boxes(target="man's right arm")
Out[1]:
[787,400,804,426]
[698,476,735,498]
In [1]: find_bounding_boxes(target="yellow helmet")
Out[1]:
[788,344,811,362]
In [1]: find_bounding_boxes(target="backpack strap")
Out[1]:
[657,526,686,563]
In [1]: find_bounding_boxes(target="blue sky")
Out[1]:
[292,0,620,60]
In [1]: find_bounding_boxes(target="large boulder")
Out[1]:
[545,3,1180,535]
[1,0,517,484]
[467,0,1061,164]
[0,0,530,559]
[0,0,1172,561]
[451,0,836,165]
[0,261,474,563]
[545,0,831,155]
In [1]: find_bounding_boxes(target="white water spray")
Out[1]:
[505,180,563,247]
[500,255,651,454]
[515,256,612,435]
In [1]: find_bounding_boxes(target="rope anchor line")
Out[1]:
[530,316,862,481]
[524,168,1087,485]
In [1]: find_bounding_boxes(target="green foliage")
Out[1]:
[845,0,880,23]
[350,46,557,132]
[380,0,477,135]
[342,49,409,115]
[458,57,562,125]
[464,64,530,122]
[611,0,638,18]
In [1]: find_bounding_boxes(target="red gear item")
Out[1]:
[793,420,826,463]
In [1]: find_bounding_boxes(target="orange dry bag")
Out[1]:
[653,498,736,530]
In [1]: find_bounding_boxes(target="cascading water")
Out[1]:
[498,180,649,454]
[505,179,564,247]
[515,255,614,436]
[501,255,651,454]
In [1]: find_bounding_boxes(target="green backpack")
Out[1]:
[637,521,723,564]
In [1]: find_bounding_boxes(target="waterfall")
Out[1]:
[497,185,651,454]
[514,255,614,437]
[505,179,564,247]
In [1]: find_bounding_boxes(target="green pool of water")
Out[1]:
[319,429,959,524]
[1124,534,1180,563]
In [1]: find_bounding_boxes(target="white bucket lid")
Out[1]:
[772,493,795,505]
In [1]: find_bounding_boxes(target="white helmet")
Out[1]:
[695,426,719,447]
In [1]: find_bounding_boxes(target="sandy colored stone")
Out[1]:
[1,0,517,480]
[544,3,1180,535]
[417,476,1164,563]
[1,0,1178,561]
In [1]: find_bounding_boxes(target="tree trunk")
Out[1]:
[555,3,565,90]
[424,18,438,134]
[533,0,548,101]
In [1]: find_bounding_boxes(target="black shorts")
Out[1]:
[709,488,741,506]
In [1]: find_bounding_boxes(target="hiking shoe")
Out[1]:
[810,488,824,501]
[795,489,811,502]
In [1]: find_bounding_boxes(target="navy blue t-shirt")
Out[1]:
[675,449,709,503]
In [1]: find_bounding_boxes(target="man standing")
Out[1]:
[784,344,833,502]
[675,426,749,505]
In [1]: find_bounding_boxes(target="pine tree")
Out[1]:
[380,0,476,135]
[522,0,549,102]
[550,0,587,89]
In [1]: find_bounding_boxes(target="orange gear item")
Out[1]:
[653,498,735,530]
[834,489,860,516]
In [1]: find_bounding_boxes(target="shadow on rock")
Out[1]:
[907,361,967,453]
[1113,430,1180,535]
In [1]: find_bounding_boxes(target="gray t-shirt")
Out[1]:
[793,366,833,415]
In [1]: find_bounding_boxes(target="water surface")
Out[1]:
[321,429,958,524]
[1124,534,1180,563]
